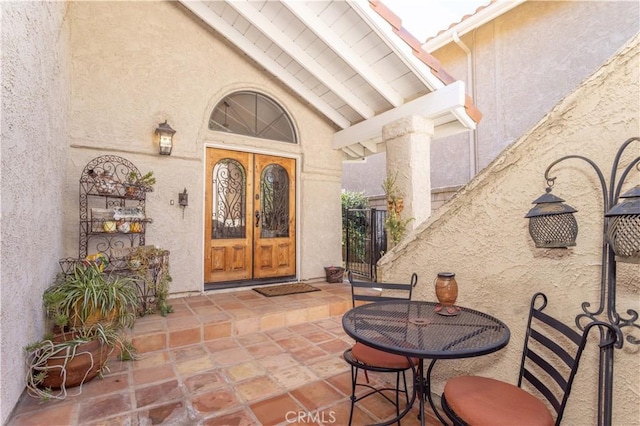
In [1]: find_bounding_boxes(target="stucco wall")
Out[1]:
[0,2,70,423]
[432,0,640,188]
[343,1,640,195]
[64,1,342,295]
[379,34,640,425]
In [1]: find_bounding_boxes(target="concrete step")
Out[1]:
[129,281,353,353]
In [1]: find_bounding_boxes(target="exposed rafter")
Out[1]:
[348,0,446,92]
[367,0,483,124]
[179,0,481,156]
[282,0,403,108]
[226,1,375,120]
[181,1,351,129]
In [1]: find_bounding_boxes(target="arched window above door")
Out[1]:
[209,91,297,143]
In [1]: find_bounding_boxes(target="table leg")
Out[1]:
[425,359,449,425]
[415,359,449,425]
[417,360,426,426]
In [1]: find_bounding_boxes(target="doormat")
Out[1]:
[253,283,320,297]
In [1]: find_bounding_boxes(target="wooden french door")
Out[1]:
[205,148,296,284]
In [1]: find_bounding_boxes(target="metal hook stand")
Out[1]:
[527,137,640,426]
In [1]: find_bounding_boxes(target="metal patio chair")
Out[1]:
[343,270,418,425]
[441,292,617,426]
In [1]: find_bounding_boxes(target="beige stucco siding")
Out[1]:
[432,0,640,188]
[1,2,70,422]
[1,2,343,420]
[344,1,640,198]
[64,1,341,295]
[380,35,640,425]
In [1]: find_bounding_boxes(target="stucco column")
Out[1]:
[382,115,434,230]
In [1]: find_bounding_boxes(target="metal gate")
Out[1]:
[344,208,387,281]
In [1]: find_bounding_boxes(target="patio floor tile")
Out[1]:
[7,281,440,425]
[202,408,257,426]
[250,393,305,425]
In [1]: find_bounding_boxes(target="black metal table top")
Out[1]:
[342,300,510,359]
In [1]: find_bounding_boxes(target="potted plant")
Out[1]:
[382,172,413,247]
[124,170,155,197]
[128,246,173,317]
[25,263,139,400]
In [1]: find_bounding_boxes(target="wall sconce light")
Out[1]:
[178,188,188,218]
[155,120,176,155]
[524,186,578,248]
[178,188,189,207]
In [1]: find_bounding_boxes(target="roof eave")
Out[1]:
[367,0,483,125]
[422,0,526,53]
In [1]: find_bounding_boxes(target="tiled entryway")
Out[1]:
[7,282,439,425]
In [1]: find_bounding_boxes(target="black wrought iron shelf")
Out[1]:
[59,249,171,315]
[58,256,132,275]
[64,155,171,317]
[84,185,150,201]
[77,155,152,259]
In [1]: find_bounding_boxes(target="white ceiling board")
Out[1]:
[179,0,477,147]
[225,1,375,119]
[182,0,351,128]
[282,0,403,107]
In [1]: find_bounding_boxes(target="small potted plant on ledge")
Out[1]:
[25,263,139,400]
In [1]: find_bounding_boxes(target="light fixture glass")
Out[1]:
[155,120,176,155]
[605,184,640,262]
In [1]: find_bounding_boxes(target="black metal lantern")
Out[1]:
[605,185,640,262]
[525,138,640,426]
[155,120,176,155]
[525,187,578,248]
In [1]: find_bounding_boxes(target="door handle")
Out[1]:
[255,210,260,227]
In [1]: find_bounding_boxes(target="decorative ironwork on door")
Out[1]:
[212,159,246,239]
[259,164,289,238]
[205,148,296,284]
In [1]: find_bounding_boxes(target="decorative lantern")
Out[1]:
[155,120,176,155]
[605,185,640,262]
[525,188,578,248]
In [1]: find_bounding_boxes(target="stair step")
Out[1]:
[129,282,353,353]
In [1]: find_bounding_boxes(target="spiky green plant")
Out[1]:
[44,263,138,330]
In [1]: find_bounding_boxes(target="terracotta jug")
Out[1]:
[435,272,458,314]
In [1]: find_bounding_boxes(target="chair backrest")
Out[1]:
[518,292,617,425]
[347,270,417,307]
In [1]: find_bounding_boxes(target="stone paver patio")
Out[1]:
[8,281,438,425]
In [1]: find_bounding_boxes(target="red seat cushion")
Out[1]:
[444,376,555,426]
[351,342,418,369]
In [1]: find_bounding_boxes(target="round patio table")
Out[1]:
[342,300,510,425]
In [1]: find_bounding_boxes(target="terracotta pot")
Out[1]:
[435,272,458,310]
[40,334,110,389]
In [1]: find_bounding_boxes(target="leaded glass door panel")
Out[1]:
[205,148,295,284]
[205,149,253,282]
[253,154,296,279]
